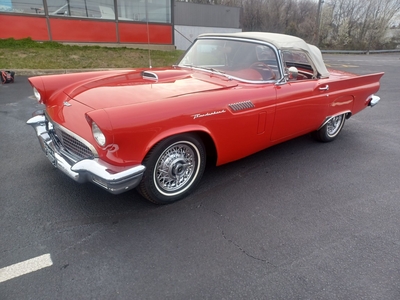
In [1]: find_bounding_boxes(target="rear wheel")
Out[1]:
[138,134,206,204]
[312,114,346,142]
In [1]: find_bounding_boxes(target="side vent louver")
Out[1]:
[142,71,158,80]
[229,101,255,112]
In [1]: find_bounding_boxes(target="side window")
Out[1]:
[282,50,316,80]
[117,0,171,23]
[1,0,44,14]
[47,0,115,19]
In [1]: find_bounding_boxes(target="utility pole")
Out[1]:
[315,0,323,46]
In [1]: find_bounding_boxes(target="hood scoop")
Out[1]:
[142,71,158,81]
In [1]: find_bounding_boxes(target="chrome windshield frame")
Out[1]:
[177,36,286,84]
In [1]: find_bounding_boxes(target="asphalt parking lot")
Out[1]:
[1,54,399,299]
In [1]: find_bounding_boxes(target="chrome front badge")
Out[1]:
[63,101,72,107]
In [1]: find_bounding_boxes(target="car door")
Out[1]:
[271,79,329,142]
[270,49,330,142]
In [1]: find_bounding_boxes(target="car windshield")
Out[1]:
[178,38,281,82]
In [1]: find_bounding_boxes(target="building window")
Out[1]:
[0,0,44,14]
[47,0,115,19]
[1,0,171,23]
[117,0,170,23]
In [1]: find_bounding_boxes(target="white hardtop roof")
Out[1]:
[198,32,330,78]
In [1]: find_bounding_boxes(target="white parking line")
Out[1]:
[0,254,53,283]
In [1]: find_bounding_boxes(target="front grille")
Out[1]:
[55,128,94,160]
[44,112,95,162]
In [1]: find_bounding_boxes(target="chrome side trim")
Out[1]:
[368,95,380,107]
[27,111,146,195]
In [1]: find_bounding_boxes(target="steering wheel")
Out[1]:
[250,62,276,80]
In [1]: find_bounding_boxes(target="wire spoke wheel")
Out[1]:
[155,142,196,193]
[312,113,346,142]
[138,134,206,204]
[326,115,344,137]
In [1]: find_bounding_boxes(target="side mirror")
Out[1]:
[288,66,298,79]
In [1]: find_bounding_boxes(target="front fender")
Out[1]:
[146,125,217,157]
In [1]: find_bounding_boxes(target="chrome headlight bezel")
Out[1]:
[92,122,107,147]
[33,87,41,102]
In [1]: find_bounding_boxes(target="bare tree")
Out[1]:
[320,0,400,49]
[177,0,400,49]
[241,0,266,31]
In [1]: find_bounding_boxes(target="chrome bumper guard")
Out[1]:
[27,113,145,195]
[368,95,380,107]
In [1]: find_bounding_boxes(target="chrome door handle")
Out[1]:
[319,85,329,91]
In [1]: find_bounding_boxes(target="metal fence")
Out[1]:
[321,49,400,54]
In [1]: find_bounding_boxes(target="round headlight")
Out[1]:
[92,122,106,147]
[33,87,41,102]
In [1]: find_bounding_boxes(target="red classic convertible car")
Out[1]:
[27,32,384,204]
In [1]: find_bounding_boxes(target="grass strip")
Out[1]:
[0,38,184,69]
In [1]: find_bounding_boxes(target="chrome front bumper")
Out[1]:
[27,113,145,195]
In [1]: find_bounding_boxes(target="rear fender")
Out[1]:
[326,72,384,116]
[328,95,354,117]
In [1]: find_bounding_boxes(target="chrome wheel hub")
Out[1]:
[155,143,196,192]
[327,115,343,137]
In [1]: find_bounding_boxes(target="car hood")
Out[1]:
[66,68,238,109]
